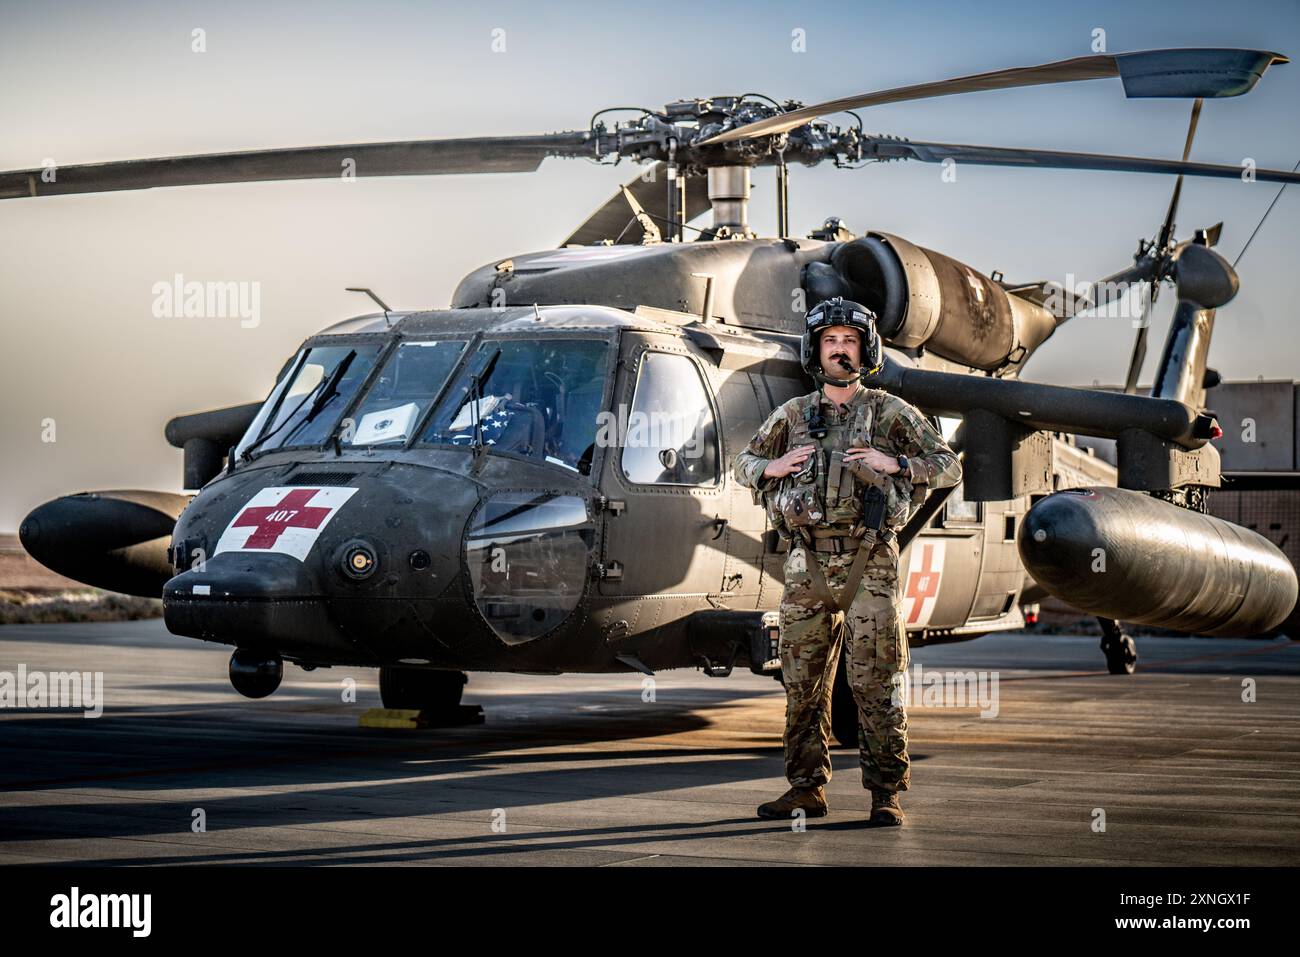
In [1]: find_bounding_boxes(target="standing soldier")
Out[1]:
[734,297,962,826]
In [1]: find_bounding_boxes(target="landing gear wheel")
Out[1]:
[830,650,859,748]
[379,667,467,710]
[1099,618,1138,675]
[1104,634,1138,674]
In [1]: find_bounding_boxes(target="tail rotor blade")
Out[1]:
[1123,279,1161,393]
[1089,260,1158,309]
[1157,97,1203,249]
[1119,97,1204,393]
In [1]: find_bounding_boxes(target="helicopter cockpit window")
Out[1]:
[620,352,720,486]
[421,338,609,473]
[236,343,383,456]
[343,340,467,446]
[942,480,980,525]
[234,350,304,460]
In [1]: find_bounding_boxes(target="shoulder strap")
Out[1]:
[850,391,873,440]
[790,392,825,444]
[804,536,886,616]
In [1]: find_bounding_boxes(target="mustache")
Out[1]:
[830,353,854,371]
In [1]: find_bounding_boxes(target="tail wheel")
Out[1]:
[1103,633,1138,674]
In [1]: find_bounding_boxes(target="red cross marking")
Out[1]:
[904,543,942,624]
[232,488,333,549]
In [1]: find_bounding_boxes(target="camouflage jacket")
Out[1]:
[732,385,962,533]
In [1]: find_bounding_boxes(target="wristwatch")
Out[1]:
[895,454,910,477]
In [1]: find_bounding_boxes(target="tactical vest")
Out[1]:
[767,388,913,537]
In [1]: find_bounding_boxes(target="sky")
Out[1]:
[2,0,1298,531]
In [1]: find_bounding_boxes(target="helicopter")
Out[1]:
[11,47,1300,748]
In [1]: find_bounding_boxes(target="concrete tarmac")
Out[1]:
[1,619,1297,866]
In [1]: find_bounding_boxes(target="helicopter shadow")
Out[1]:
[0,675,910,863]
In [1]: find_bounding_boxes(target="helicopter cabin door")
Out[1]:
[597,334,727,600]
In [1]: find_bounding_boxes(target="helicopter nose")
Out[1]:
[162,469,480,662]
[159,466,597,666]
[163,550,357,661]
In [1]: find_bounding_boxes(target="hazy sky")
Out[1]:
[2,0,1298,530]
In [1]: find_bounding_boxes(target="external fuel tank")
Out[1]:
[1019,486,1297,636]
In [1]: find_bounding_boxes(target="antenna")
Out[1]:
[346,287,394,326]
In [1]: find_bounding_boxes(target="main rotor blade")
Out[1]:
[869,137,1300,184]
[561,163,711,246]
[700,48,1286,145]
[0,131,595,200]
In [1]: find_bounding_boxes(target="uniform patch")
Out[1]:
[213,486,359,561]
[901,539,945,627]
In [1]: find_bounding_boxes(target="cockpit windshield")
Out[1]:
[343,340,467,447]
[421,338,610,473]
[235,343,383,458]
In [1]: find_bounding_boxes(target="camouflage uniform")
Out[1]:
[733,384,962,793]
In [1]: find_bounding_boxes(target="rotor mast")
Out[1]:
[706,165,754,238]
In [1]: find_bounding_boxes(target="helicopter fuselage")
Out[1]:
[160,301,1043,678]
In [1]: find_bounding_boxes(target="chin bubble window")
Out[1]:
[464,492,594,645]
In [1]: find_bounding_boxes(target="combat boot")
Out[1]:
[868,787,905,826]
[756,785,828,820]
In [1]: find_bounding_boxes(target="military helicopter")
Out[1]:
[12,47,1300,747]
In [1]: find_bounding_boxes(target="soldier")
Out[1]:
[733,297,962,826]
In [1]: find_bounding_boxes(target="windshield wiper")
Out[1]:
[241,349,356,461]
[469,347,502,457]
[296,350,357,431]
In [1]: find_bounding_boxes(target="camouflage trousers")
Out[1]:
[778,540,910,792]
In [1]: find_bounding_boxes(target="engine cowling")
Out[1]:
[812,232,1059,372]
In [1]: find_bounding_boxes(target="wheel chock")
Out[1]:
[358,705,484,729]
